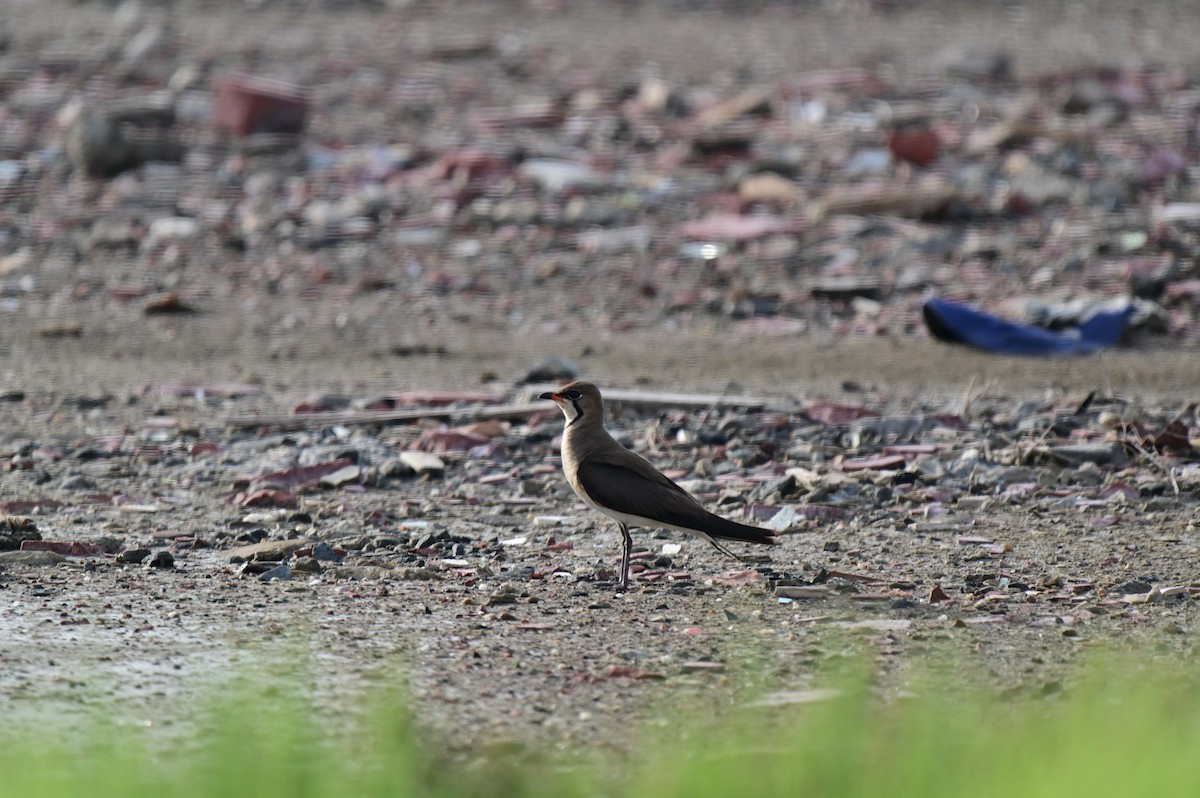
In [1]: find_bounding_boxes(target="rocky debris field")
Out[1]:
[2,0,1200,750]
[4,373,1200,748]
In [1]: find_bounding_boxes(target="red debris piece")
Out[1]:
[390,390,505,406]
[213,74,309,136]
[804,402,879,424]
[418,428,491,453]
[0,499,63,514]
[233,489,297,508]
[1098,483,1139,501]
[887,123,941,167]
[109,283,153,301]
[1151,419,1193,454]
[21,540,107,556]
[676,213,801,241]
[241,458,353,490]
[188,441,223,458]
[427,149,508,183]
[711,569,763,586]
[838,454,909,472]
[930,414,970,431]
[929,585,952,603]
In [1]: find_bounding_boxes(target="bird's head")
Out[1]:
[538,380,603,426]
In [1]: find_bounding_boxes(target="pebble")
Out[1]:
[398,452,445,476]
[519,355,580,384]
[116,548,151,564]
[226,539,313,563]
[292,557,322,574]
[310,542,341,562]
[258,563,292,582]
[318,464,362,489]
[145,551,175,569]
[60,474,98,491]
[0,550,66,566]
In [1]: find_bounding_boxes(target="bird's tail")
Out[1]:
[704,515,778,545]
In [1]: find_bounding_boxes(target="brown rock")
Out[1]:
[226,538,314,563]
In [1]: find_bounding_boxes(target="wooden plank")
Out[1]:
[223,387,782,430]
[222,402,549,430]
[522,385,777,410]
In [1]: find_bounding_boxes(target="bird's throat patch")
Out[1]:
[567,399,584,426]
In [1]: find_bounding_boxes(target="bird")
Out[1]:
[538,380,777,590]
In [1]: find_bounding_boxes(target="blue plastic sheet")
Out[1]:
[922,298,1134,355]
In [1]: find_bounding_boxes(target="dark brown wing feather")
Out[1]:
[576,460,776,545]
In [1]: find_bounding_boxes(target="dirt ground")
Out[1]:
[3,0,1200,752]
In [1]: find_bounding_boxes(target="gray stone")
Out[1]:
[396,566,441,581]
[117,548,151,564]
[318,464,361,489]
[310,541,341,561]
[60,474,99,491]
[258,563,292,581]
[145,551,174,569]
[0,550,66,566]
[519,354,580,384]
[291,557,322,574]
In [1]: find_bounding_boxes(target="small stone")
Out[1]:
[60,474,98,491]
[310,541,341,561]
[318,464,361,489]
[116,548,151,564]
[823,541,841,552]
[396,567,441,581]
[929,586,952,604]
[398,451,445,476]
[292,556,322,574]
[142,292,197,315]
[0,550,66,566]
[239,561,280,576]
[38,321,83,339]
[145,551,174,569]
[487,591,520,606]
[258,563,292,581]
[226,538,313,563]
[519,355,580,384]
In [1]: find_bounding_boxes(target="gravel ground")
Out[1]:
[2,0,1200,752]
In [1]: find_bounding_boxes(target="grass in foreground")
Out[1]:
[4,658,1200,798]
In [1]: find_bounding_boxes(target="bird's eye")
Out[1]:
[566,389,582,400]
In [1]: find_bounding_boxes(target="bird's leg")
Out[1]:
[617,522,632,590]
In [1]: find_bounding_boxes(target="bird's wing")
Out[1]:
[575,459,775,545]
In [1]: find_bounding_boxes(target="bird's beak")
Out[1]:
[538,391,563,402]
